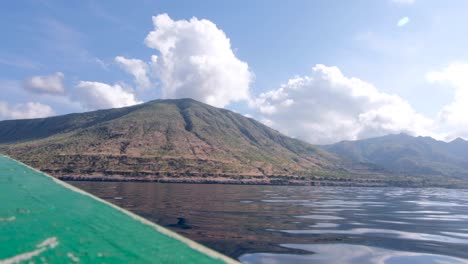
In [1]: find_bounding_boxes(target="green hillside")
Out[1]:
[0,99,342,181]
[2,99,467,187]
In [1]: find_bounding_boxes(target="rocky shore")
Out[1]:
[54,173,464,188]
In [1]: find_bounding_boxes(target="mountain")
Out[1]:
[323,133,468,179]
[0,99,349,184]
[1,99,467,187]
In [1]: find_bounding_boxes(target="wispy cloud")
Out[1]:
[390,0,415,5]
[0,56,41,69]
[397,17,410,27]
[31,18,107,70]
[86,1,135,32]
[354,31,422,57]
[93,57,111,70]
[38,18,86,54]
[115,56,150,89]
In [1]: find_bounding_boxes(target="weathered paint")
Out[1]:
[0,155,238,264]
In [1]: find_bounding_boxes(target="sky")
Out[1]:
[1,0,468,144]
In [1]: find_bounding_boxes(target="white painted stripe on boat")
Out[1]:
[1,154,239,264]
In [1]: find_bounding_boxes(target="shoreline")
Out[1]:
[56,174,467,189]
[5,154,468,189]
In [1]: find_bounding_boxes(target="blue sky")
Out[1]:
[2,0,468,143]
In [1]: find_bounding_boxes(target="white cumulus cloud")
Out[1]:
[23,72,65,95]
[426,63,468,139]
[115,56,151,89]
[74,81,141,110]
[253,65,433,144]
[144,13,252,107]
[0,101,55,120]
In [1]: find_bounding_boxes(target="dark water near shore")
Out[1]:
[69,182,468,263]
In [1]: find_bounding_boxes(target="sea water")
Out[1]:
[70,182,468,263]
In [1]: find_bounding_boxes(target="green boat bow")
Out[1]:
[0,155,238,264]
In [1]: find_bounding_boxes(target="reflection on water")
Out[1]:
[241,244,468,264]
[278,227,468,244]
[69,182,468,263]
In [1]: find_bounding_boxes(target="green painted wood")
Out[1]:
[0,155,237,264]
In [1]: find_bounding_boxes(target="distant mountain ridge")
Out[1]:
[323,133,468,179]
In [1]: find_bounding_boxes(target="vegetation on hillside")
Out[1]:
[0,99,341,178]
[1,99,467,187]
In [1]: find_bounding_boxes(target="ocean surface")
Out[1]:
[69,182,468,263]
